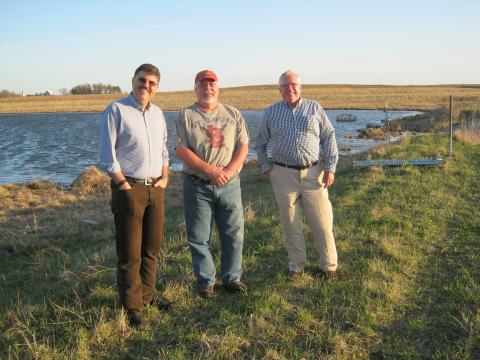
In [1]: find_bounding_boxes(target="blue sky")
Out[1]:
[1,0,479,94]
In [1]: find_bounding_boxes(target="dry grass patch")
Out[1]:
[454,128,480,145]
[2,84,480,113]
[71,166,110,194]
[370,206,394,221]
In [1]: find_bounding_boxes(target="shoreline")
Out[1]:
[1,109,443,188]
[0,107,427,116]
[0,138,407,188]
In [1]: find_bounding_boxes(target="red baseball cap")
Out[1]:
[195,70,218,83]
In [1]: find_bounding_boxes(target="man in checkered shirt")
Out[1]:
[256,70,339,279]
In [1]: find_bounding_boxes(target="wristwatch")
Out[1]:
[116,179,128,188]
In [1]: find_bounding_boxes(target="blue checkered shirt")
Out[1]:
[256,98,338,174]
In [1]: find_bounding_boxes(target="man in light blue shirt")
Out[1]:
[256,70,339,279]
[99,63,169,327]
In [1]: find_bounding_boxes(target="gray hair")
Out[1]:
[279,70,301,86]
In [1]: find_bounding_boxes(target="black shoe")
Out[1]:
[127,310,142,327]
[222,280,247,293]
[288,270,303,279]
[197,284,214,299]
[148,297,173,311]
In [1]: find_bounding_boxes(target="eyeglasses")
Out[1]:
[137,77,158,87]
[280,83,300,89]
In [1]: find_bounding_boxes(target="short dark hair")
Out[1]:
[133,64,160,82]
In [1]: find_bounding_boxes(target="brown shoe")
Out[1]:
[197,284,214,299]
[324,270,339,279]
[222,280,247,293]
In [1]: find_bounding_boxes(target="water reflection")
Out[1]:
[0,109,419,185]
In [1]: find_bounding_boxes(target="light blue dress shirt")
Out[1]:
[256,98,338,174]
[99,94,169,178]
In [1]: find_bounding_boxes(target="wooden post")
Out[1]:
[384,100,389,129]
[449,95,453,157]
[384,100,389,143]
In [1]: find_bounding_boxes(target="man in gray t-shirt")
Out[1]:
[175,70,249,298]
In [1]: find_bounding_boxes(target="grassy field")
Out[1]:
[1,133,479,359]
[1,84,480,113]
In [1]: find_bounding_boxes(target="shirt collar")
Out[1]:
[128,93,151,111]
[194,102,220,114]
[283,97,303,109]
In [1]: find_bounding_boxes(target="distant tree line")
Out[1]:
[1,83,123,98]
[70,83,122,95]
[0,90,21,98]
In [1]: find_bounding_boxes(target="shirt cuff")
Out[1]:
[261,162,273,174]
[324,165,336,174]
[100,161,121,174]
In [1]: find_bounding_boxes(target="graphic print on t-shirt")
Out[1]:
[207,124,225,148]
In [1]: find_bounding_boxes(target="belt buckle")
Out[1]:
[144,177,153,186]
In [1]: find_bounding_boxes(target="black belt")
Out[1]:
[125,176,161,186]
[186,174,211,184]
[274,161,319,170]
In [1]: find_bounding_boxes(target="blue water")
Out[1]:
[0,109,419,185]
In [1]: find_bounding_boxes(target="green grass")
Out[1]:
[1,134,479,359]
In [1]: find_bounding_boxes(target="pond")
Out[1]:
[0,109,419,185]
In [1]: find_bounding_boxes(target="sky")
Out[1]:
[1,0,479,94]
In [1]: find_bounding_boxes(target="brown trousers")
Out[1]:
[111,182,165,311]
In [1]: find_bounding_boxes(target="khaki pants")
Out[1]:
[111,182,165,311]
[270,164,337,272]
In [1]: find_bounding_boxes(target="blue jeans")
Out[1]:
[183,174,244,286]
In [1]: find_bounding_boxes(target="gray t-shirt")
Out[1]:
[175,103,249,180]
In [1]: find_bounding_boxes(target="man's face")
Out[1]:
[131,71,158,106]
[279,73,301,106]
[195,79,219,106]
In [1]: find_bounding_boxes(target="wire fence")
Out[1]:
[451,95,480,151]
[460,104,480,135]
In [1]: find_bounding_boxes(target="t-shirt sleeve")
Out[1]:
[175,110,190,149]
[236,112,249,146]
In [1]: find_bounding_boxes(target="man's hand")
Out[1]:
[118,181,132,191]
[206,166,230,185]
[264,170,271,178]
[154,177,169,189]
[323,171,335,189]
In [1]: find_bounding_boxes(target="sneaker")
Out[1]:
[222,280,247,293]
[127,310,142,327]
[197,284,214,299]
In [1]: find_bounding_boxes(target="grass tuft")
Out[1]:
[454,128,480,145]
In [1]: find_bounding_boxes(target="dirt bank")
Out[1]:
[357,108,450,139]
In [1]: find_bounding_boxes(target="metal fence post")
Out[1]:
[449,95,453,157]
